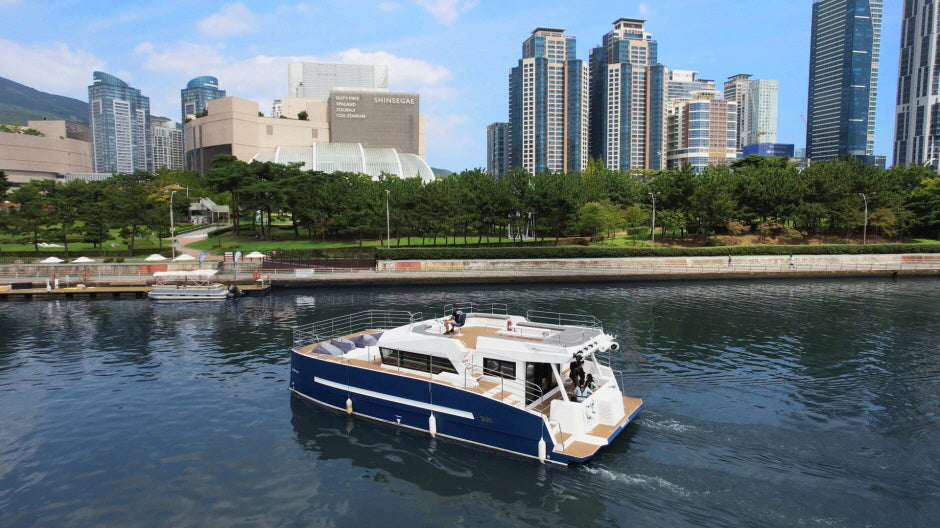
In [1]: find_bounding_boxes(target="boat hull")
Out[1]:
[148,285,231,301]
[289,351,587,465]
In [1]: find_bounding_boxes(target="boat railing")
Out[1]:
[469,364,544,405]
[293,310,421,349]
[443,302,508,317]
[547,419,566,453]
[525,309,602,329]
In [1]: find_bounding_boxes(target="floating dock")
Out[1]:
[0,281,271,300]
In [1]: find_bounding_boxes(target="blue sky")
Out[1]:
[0,0,901,171]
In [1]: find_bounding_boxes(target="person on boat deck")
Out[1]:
[574,381,592,402]
[584,373,597,392]
[444,305,466,334]
[570,356,585,386]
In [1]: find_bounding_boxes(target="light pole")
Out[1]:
[859,192,873,245]
[649,191,658,247]
[385,189,391,249]
[169,190,177,260]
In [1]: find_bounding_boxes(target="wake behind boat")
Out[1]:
[289,303,642,465]
[148,269,233,301]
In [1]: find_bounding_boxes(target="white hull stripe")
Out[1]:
[314,377,475,420]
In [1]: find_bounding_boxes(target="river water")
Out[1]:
[1,278,938,527]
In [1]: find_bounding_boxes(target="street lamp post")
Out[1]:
[859,192,871,245]
[385,189,391,249]
[649,191,658,247]
[169,190,177,260]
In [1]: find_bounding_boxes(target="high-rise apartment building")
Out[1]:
[151,117,183,171]
[666,90,737,171]
[724,74,779,150]
[894,0,940,169]
[806,0,882,162]
[724,74,753,151]
[588,18,664,171]
[181,76,226,121]
[509,27,589,174]
[88,71,151,173]
[486,122,510,177]
[288,62,389,101]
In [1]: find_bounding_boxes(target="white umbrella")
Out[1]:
[40,256,64,263]
[244,251,267,259]
[145,254,168,261]
[72,256,95,263]
[173,253,196,261]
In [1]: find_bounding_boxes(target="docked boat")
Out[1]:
[289,303,642,465]
[148,269,232,301]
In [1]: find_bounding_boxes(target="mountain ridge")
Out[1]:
[0,76,89,125]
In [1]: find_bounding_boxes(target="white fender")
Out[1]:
[429,414,437,437]
[538,438,546,463]
[345,397,353,415]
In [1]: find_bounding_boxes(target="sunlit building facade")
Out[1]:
[509,27,589,174]
[666,90,737,172]
[88,71,151,173]
[806,0,882,162]
[589,18,664,171]
[151,117,183,170]
[894,0,940,169]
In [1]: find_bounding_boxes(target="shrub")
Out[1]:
[376,243,940,260]
[727,221,750,236]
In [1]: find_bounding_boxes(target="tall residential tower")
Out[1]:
[509,27,589,174]
[588,18,664,171]
[806,0,882,163]
[88,71,151,174]
[894,0,940,169]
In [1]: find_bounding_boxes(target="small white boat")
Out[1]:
[289,303,642,465]
[148,269,232,302]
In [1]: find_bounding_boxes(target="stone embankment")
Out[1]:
[1,253,938,291]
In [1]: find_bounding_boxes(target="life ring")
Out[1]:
[81,271,90,282]
[252,272,262,280]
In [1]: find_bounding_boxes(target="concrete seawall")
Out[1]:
[2,253,938,290]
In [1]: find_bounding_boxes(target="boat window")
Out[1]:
[381,348,457,375]
[380,347,400,367]
[483,358,516,380]
[430,356,458,375]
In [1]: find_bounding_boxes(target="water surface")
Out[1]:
[1,278,938,527]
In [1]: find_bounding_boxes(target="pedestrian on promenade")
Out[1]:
[728,255,732,267]
[788,254,795,268]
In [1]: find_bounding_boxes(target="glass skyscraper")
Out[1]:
[486,122,510,177]
[509,27,588,174]
[88,71,151,174]
[806,0,882,162]
[893,0,940,169]
[181,76,226,121]
[588,18,663,171]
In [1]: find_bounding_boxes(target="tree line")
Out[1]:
[1,154,939,255]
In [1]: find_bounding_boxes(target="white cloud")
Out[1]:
[378,1,401,11]
[197,3,257,38]
[335,48,452,92]
[412,0,478,25]
[0,39,105,99]
[638,3,653,16]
